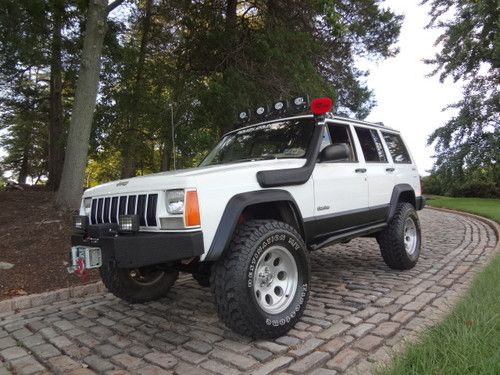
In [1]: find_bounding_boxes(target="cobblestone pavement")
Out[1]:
[0,209,497,375]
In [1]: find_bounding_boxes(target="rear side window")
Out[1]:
[354,127,387,163]
[382,132,412,164]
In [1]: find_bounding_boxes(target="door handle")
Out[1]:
[386,167,395,172]
[355,168,367,173]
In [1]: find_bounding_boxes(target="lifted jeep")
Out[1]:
[69,97,424,338]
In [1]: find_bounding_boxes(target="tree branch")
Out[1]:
[107,0,126,14]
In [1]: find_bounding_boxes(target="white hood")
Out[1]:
[83,158,306,198]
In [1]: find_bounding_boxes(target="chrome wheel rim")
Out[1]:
[253,245,298,314]
[129,268,165,286]
[404,217,418,256]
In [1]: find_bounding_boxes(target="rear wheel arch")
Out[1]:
[387,184,416,222]
[205,190,305,261]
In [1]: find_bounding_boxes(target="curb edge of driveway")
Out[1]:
[0,281,106,316]
[1,207,498,317]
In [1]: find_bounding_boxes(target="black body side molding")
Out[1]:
[205,190,303,261]
[310,222,387,251]
[256,124,324,187]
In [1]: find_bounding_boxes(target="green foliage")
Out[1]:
[0,71,49,183]
[92,0,403,177]
[423,0,499,194]
[0,0,81,184]
[1,0,403,185]
[422,166,500,198]
[85,150,122,187]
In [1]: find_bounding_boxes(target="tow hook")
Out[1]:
[67,246,101,282]
[67,256,89,282]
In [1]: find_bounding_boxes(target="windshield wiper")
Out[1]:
[234,156,277,163]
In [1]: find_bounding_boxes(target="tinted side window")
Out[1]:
[355,127,387,162]
[382,132,412,164]
[327,123,357,161]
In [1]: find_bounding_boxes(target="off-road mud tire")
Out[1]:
[211,220,310,338]
[377,202,421,270]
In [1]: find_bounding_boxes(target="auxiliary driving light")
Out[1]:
[119,215,140,232]
[291,95,309,112]
[254,105,269,118]
[238,109,251,123]
[73,215,89,232]
[271,100,288,115]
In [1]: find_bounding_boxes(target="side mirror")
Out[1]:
[320,143,350,162]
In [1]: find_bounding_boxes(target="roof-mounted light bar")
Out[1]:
[237,95,315,124]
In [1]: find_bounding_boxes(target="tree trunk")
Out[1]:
[55,0,110,209]
[221,0,238,135]
[160,142,170,171]
[267,0,279,25]
[18,138,31,185]
[226,0,237,30]
[121,0,153,178]
[47,0,65,191]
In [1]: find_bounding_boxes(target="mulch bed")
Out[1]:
[0,190,99,301]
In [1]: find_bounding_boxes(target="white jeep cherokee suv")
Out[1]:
[69,97,425,338]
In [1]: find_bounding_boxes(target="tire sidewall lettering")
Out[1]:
[263,283,308,326]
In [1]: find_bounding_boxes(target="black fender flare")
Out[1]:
[204,189,304,261]
[387,184,416,221]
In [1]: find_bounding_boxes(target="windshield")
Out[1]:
[200,118,316,167]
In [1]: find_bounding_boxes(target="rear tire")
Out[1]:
[377,202,421,270]
[100,263,178,303]
[211,220,310,338]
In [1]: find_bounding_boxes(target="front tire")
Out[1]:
[100,263,178,303]
[377,202,421,270]
[211,220,310,338]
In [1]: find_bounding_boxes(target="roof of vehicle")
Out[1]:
[225,113,399,137]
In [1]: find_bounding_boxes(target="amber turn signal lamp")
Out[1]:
[185,190,201,227]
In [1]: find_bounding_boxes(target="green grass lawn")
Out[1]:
[425,196,500,223]
[378,197,500,375]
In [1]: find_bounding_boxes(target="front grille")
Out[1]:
[90,193,158,227]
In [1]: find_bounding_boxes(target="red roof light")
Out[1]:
[311,97,333,115]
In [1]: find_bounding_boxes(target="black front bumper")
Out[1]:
[71,225,204,268]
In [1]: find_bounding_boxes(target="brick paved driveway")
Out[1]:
[0,209,497,375]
